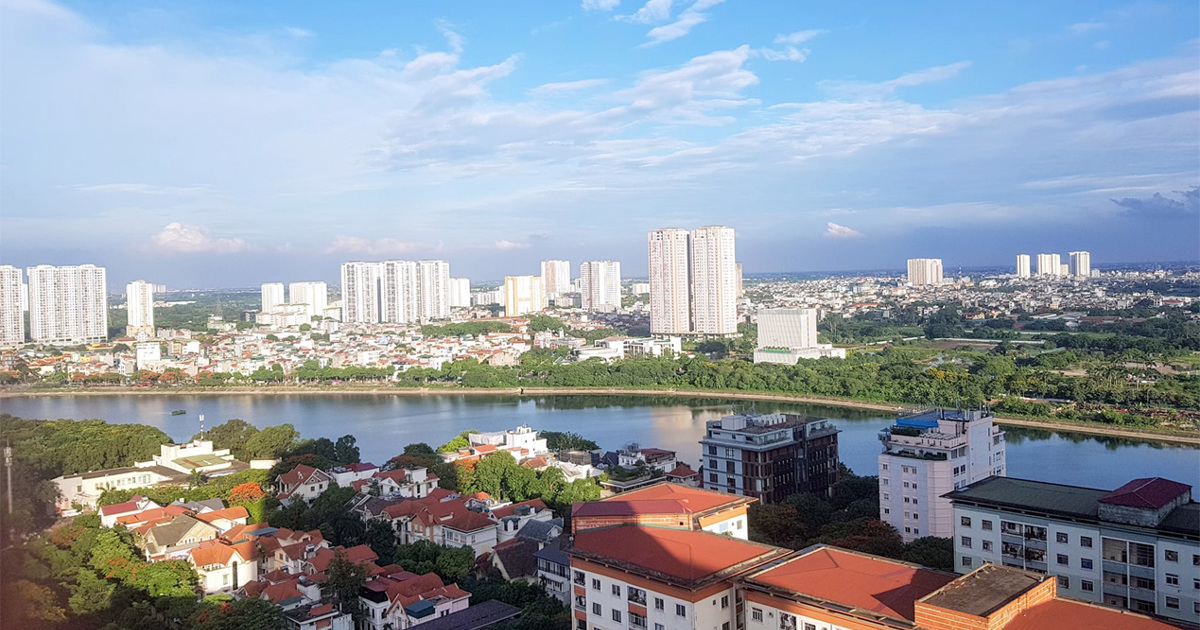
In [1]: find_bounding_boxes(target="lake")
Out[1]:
[2,393,1197,491]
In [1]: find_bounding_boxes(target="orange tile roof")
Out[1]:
[1001,599,1174,630]
[746,546,955,622]
[188,539,257,567]
[605,482,752,513]
[194,505,249,524]
[571,525,787,585]
[116,505,191,525]
[308,545,379,573]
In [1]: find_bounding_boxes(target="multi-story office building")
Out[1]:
[1037,253,1063,276]
[648,228,692,335]
[540,260,571,297]
[1070,251,1092,278]
[341,262,382,324]
[126,280,155,338]
[0,266,23,345]
[579,260,621,312]
[699,413,840,504]
[752,308,845,364]
[690,226,737,335]
[1016,254,1031,278]
[878,408,1006,542]
[287,281,327,321]
[261,282,285,314]
[906,258,944,286]
[448,278,471,308]
[947,476,1199,624]
[26,264,108,344]
[416,260,450,321]
[504,275,545,317]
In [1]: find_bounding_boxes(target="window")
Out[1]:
[676,604,686,617]
[883,508,890,515]
[981,519,992,531]
[1165,574,1179,586]
[612,609,622,622]
[961,556,973,567]
[1165,597,1179,610]
[1057,576,1070,589]
[654,597,664,610]
[576,620,586,630]
[611,585,620,596]
[1193,554,1200,566]
[904,497,910,504]
[1056,532,1068,544]
[881,478,888,486]
[881,463,888,471]
[1057,554,1069,566]
[574,595,586,610]
[882,492,889,501]
[1080,536,1092,548]
[720,595,729,609]
[591,578,599,591]
[709,473,718,483]
[962,536,972,548]
[961,516,972,527]
[751,608,763,622]
[1081,559,1093,570]
[1194,578,1200,590]
[804,624,817,630]
[1131,543,1155,567]
[1165,550,1179,562]
[656,625,665,630]
[982,540,993,552]
[914,528,919,535]
[629,612,647,629]
[627,587,646,605]
[592,603,600,615]
[1081,580,1094,592]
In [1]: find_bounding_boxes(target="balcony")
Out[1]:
[627,592,647,606]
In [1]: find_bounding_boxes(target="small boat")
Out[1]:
[171,409,186,416]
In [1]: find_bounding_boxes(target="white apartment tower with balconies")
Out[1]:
[648,228,693,335]
[906,258,944,286]
[126,280,155,338]
[261,282,285,315]
[416,260,450,321]
[1069,251,1091,278]
[878,408,1006,542]
[448,277,471,308]
[690,226,738,335]
[27,264,108,344]
[579,260,621,312]
[1037,253,1063,276]
[288,281,328,321]
[1016,254,1031,278]
[540,260,571,297]
[504,275,545,317]
[341,262,382,324]
[0,266,24,345]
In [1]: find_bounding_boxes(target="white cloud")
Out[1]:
[774,29,825,45]
[819,61,972,97]
[325,236,426,256]
[1068,21,1106,34]
[151,222,248,254]
[643,0,725,45]
[494,240,530,250]
[70,183,209,194]
[824,222,863,238]
[529,78,608,95]
[758,29,824,62]
[618,0,673,24]
[582,0,620,10]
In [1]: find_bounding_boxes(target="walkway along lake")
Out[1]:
[2,393,1197,492]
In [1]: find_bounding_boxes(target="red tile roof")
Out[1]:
[666,464,699,479]
[188,539,257,567]
[572,525,785,584]
[99,495,147,516]
[1001,598,1174,630]
[115,505,191,526]
[605,483,750,513]
[194,505,249,524]
[1099,477,1191,509]
[308,545,379,573]
[747,547,956,622]
[574,499,692,517]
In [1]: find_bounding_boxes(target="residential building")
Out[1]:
[468,425,549,460]
[142,514,221,560]
[416,260,451,321]
[276,464,335,505]
[567,525,791,630]
[690,225,738,335]
[0,265,22,345]
[878,408,1006,542]
[187,530,259,594]
[413,599,521,630]
[381,260,419,324]
[735,262,744,298]
[288,281,328,321]
[700,413,840,504]
[341,261,382,324]
[535,536,573,605]
[572,483,755,540]
[262,282,285,314]
[947,475,1199,624]
[136,341,162,369]
[753,308,845,364]
[504,275,545,317]
[358,571,471,630]
[448,277,471,308]
[126,279,155,338]
[1037,253,1063,276]
[27,264,108,344]
[647,228,692,335]
[907,258,944,286]
[284,602,354,630]
[541,260,571,297]
[327,462,379,488]
[1070,250,1092,277]
[1016,254,1031,278]
[579,260,621,312]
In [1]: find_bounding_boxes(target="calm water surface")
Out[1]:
[2,394,1197,491]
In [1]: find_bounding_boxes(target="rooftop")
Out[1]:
[595,482,754,514]
[1099,477,1191,509]
[919,564,1044,617]
[412,599,521,630]
[999,598,1174,630]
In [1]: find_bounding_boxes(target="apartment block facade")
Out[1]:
[27,264,108,344]
[0,265,25,345]
[907,258,944,286]
[647,228,692,335]
[699,413,840,504]
[579,260,621,311]
[340,260,451,324]
[541,260,571,297]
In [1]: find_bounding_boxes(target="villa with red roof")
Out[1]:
[572,482,756,539]
[98,495,160,527]
[357,570,472,630]
[276,464,334,505]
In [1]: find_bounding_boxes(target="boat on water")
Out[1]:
[171,409,186,416]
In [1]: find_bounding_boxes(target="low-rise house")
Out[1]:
[142,514,221,560]
[534,536,571,606]
[187,536,258,594]
[277,464,335,505]
[490,498,554,544]
[193,505,250,533]
[100,496,163,527]
[258,528,331,575]
[358,571,471,630]
[371,466,438,498]
[489,537,540,583]
[282,602,353,630]
[328,462,378,487]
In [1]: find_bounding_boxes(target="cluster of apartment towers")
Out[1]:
[905,251,1093,286]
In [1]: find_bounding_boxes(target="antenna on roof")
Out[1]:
[198,414,205,440]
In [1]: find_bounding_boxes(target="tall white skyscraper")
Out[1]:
[579,260,622,311]
[0,266,23,345]
[1015,254,1031,278]
[1069,251,1091,278]
[448,278,471,308]
[288,282,328,321]
[416,260,450,322]
[125,280,155,338]
[906,258,944,286]
[27,264,108,344]
[648,229,693,335]
[261,282,285,314]
[1036,253,1062,276]
[691,226,738,335]
[341,262,382,324]
[380,261,418,324]
[504,275,545,317]
[540,260,571,297]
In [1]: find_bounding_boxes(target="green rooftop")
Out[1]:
[173,455,229,470]
[945,477,1107,519]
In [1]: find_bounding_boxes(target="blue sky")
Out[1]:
[1,0,1197,288]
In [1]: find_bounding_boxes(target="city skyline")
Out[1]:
[1,0,1196,287]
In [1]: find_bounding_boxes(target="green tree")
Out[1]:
[194,419,260,461]
[475,451,519,499]
[324,551,369,615]
[191,596,287,630]
[129,559,198,597]
[334,435,360,464]
[243,424,299,459]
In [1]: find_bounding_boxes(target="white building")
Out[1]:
[0,265,23,345]
[540,260,571,297]
[472,289,502,306]
[341,262,382,324]
[631,282,650,295]
[288,281,328,321]
[579,260,621,312]
[1016,254,1031,278]
[947,476,1199,624]
[261,282,285,314]
[878,408,1006,542]
[906,258,944,286]
[1037,253,1063,276]
[469,425,549,459]
[381,260,419,324]
[135,341,162,369]
[753,308,844,364]
[1070,251,1092,278]
[448,277,471,308]
[126,280,155,338]
[648,228,692,335]
[690,226,738,335]
[504,275,545,317]
[416,260,450,321]
[27,264,108,344]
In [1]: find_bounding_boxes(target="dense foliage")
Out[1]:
[456,451,601,514]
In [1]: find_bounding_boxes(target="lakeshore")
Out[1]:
[3,384,1198,446]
